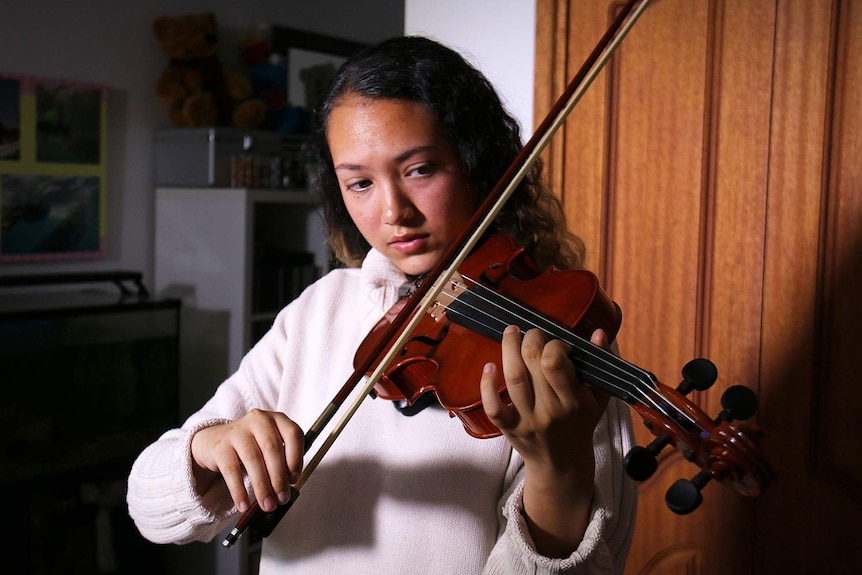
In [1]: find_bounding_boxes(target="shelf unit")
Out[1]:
[154,186,327,575]
[155,186,326,374]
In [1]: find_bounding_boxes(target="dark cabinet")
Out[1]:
[0,271,180,573]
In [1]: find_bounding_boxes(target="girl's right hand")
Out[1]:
[190,409,305,513]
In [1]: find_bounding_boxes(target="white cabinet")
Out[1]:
[155,188,328,409]
[154,186,328,575]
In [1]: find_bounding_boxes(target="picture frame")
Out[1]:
[270,26,366,114]
[0,73,107,262]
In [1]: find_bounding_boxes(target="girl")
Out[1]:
[128,36,637,575]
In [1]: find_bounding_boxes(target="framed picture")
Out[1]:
[0,77,21,161]
[0,73,106,262]
[270,26,366,114]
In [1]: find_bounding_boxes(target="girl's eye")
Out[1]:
[346,178,372,192]
[408,163,435,177]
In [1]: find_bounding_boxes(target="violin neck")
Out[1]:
[567,340,648,405]
[446,284,656,406]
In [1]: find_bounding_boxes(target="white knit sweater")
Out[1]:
[127,248,638,575]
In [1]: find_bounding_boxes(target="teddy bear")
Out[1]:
[153,12,266,129]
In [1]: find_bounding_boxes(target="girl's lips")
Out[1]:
[389,235,428,253]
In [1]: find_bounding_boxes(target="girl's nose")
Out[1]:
[382,183,416,225]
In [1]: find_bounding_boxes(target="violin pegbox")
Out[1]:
[623,359,775,515]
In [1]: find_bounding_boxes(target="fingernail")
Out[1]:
[289,471,300,484]
[483,362,495,374]
[263,496,275,511]
[277,490,290,505]
[504,325,519,334]
[238,500,249,513]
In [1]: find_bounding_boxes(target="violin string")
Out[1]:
[436,282,665,412]
[440,280,692,428]
[432,279,646,398]
[462,279,703,430]
[435,277,703,431]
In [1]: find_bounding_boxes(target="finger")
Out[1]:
[256,431,291,509]
[590,328,609,349]
[480,361,519,430]
[522,328,578,414]
[258,414,306,506]
[233,410,287,512]
[537,337,579,405]
[500,325,535,410]
[274,415,305,499]
[217,448,253,513]
[192,424,254,513]
[584,329,612,410]
[234,434,278,512]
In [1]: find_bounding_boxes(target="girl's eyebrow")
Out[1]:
[395,145,436,163]
[333,145,438,172]
[333,161,362,172]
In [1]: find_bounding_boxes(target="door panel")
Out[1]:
[534,1,861,573]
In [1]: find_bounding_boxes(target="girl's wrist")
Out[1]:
[190,427,220,494]
[520,450,596,557]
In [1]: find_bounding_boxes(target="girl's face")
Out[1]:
[327,95,476,276]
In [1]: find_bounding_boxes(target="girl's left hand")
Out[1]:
[480,326,609,472]
[479,326,611,557]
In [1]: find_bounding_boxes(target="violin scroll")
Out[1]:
[625,359,775,515]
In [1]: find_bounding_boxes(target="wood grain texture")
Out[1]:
[535,0,860,573]
[756,0,862,572]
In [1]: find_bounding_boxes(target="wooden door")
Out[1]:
[534,1,861,573]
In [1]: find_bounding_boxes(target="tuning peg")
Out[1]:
[624,433,670,481]
[665,469,713,515]
[676,358,718,395]
[625,358,719,482]
[715,384,758,423]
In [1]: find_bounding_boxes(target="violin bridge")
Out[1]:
[429,271,467,323]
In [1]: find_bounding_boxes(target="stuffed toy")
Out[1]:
[153,12,266,129]
[240,35,310,133]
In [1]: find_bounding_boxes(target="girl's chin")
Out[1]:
[393,255,438,277]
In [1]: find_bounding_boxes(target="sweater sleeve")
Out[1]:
[126,418,236,544]
[126,302,293,544]
[483,398,638,575]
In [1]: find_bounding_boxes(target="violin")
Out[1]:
[357,233,624,440]
[359,233,774,508]
[223,0,773,547]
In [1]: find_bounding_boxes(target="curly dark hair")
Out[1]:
[307,35,584,270]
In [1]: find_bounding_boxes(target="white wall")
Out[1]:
[405,0,537,138]
[0,0,403,284]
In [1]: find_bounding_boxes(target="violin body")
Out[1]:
[357,234,622,438]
